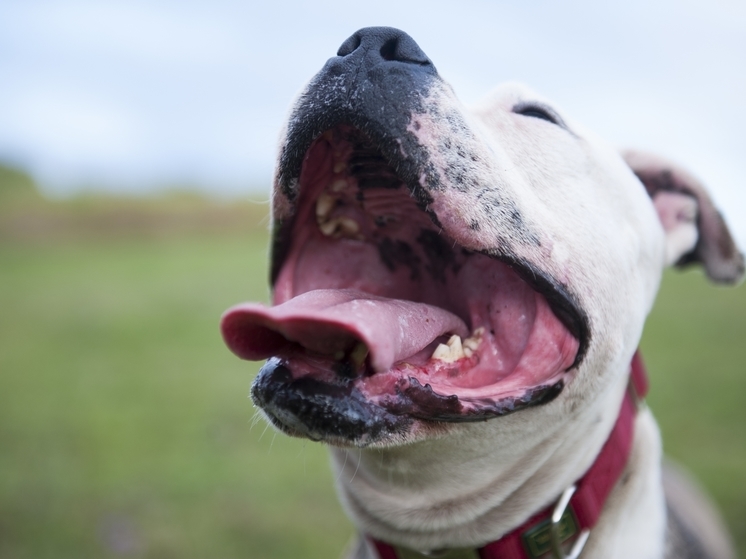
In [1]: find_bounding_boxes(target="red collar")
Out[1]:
[369,352,649,559]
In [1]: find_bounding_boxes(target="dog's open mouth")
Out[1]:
[222,126,584,441]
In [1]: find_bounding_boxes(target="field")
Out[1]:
[0,180,744,558]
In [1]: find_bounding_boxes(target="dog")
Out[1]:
[220,27,743,559]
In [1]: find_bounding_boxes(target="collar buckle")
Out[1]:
[521,485,590,559]
[549,485,590,559]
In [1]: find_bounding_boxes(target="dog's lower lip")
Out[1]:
[251,356,566,435]
[251,357,413,445]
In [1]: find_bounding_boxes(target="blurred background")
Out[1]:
[0,1,744,558]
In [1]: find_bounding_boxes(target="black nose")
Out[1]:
[337,27,432,66]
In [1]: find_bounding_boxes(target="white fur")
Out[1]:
[306,84,733,558]
[265,72,739,556]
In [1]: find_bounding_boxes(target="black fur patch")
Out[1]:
[417,229,458,282]
[275,28,440,204]
[377,238,421,280]
[251,357,411,446]
[383,377,564,422]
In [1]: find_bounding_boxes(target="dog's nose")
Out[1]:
[337,27,432,66]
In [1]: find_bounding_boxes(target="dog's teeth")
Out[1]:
[333,162,346,174]
[316,193,335,220]
[319,219,339,236]
[331,178,348,192]
[447,335,465,359]
[462,328,484,353]
[319,216,360,237]
[463,337,480,351]
[432,335,465,363]
[431,343,452,361]
[338,217,359,234]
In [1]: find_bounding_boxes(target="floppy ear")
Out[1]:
[622,150,744,285]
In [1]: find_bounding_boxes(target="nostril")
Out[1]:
[379,33,431,65]
[337,34,362,57]
[336,27,433,67]
[380,38,398,61]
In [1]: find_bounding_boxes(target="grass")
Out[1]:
[0,194,744,558]
[0,230,352,559]
[641,270,746,552]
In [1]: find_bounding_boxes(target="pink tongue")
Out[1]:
[221,289,469,372]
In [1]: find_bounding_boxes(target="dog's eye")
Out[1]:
[512,103,565,128]
[516,107,555,123]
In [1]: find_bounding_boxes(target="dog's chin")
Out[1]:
[224,125,586,447]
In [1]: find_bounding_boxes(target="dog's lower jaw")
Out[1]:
[331,371,664,558]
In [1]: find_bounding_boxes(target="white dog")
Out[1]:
[221,27,743,559]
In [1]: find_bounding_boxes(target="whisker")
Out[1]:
[268,432,277,454]
[349,449,362,484]
[336,450,350,483]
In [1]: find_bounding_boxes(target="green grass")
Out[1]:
[641,270,746,552]
[0,215,744,558]
[0,231,352,559]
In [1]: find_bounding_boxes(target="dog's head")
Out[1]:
[221,27,743,447]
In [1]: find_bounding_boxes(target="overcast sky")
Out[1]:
[0,0,744,242]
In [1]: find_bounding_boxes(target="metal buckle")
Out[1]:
[550,485,590,559]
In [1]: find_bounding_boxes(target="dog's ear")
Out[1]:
[622,150,744,285]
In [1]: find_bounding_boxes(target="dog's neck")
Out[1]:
[329,363,631,551]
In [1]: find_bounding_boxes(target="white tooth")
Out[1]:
[463,327,484,352]
[446,335,465,360]
[331,178,348,191]
[338,217,359,235]
[464,347,473,358]
[432,335,465,363]
[333,162,347,174]
[319,219,339,236]
[463,337,479,351]
[432,343,451,361]
[319,216,360,237]
[316,193,335,220]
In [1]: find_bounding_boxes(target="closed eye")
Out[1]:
[512,102,568,130]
